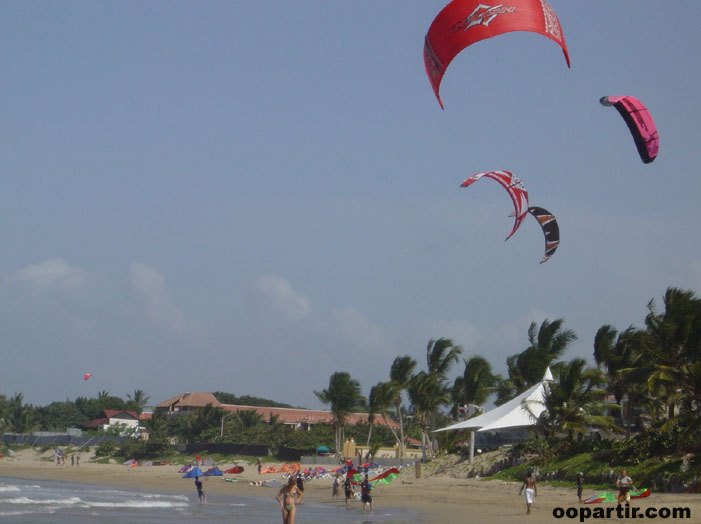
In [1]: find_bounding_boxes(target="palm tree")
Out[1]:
[644,287,701,419]
[532,359,620,440]
[314,371,365,454]
[367,381,399,446]
[126,389,150,414]
[5,393,37,434]
[500,319,577,403]
[426,338,462,382]
[407,371,449,458]
[425,338,461,450]
[593,325,646,434]
[452,355,498,413]
[389,355,416,457]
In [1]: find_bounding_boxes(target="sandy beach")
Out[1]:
[1,448,698,523]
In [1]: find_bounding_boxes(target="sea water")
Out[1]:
[0,477,422,523]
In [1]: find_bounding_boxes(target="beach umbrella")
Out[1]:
[182,466,203,478]
[316,445,330,454]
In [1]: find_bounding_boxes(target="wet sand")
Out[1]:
[1,449,698,523]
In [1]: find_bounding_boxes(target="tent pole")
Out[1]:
[469,430,475,465]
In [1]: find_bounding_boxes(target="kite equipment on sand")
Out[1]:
[584,489,650,504]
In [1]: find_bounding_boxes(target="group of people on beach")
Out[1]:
[519,469,637,515]
[274,468,373,524]
[54,447,79,467]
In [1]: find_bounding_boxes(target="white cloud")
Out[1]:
[14,258,91,291]
[252,275,311,321]
[129,263,187,332]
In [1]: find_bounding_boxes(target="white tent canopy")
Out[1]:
[436,367,552,433]
[434,368,553,463]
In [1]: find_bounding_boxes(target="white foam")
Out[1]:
[4,496,82,506]
[86,500,189,509]
[0,485,21,492]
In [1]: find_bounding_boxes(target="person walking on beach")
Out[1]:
[276,476,303,524]
[361,474,374,515]
[194,476,207,505]
[343,475,353,510]
[616,469,636,509]
[257,457,262,474]
[576,472,584,504]
[332,474,340,499]
[519,471,537,514]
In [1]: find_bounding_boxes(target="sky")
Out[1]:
[2,1,700,411]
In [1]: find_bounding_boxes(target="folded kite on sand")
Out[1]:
[259,463,300,474]
[584,489,650,504]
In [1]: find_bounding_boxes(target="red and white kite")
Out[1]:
[460,170,529,240]
[424,0,570,108]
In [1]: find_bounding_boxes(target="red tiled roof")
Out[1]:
[154,393,400,429]
[155,392,221,410]
[221,404,400,429]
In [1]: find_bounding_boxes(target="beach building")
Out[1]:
[85,409,142,435]
[155,392,400,431]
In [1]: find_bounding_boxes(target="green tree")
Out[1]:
[451,355,498,413]
[314,371,365,454]
[533,358,620,440]
[425,338,461,450]
[642,287,701,446]
[593,324,646,435]
[125,389,150,414]
[367,381,400,447]
[407,371,449,458]
[5,393,37,433]
[389,355,416,457]
[499,319,577,403]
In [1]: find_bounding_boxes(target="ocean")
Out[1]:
[0,477,422,523]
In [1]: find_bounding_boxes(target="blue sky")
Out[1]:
[2,1,700,410]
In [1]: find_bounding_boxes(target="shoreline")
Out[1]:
[1,449,699,523]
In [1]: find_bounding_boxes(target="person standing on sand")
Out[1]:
[519,471,537,514]
[194,476,207,505]
[616,469,636,509]
[257,458,262,474]
[276,476,303,524]
[577,472,584,504]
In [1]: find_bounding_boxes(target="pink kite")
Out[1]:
[424,0,570,108]
[600,96,659,163]
[461,171,529,240]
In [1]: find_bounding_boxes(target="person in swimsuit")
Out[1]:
[194,476,207,505]
[276,476,303,524]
